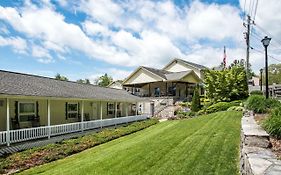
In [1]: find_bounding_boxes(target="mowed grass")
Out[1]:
[20,111,242,175]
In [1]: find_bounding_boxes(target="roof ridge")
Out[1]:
[0,69,127,92]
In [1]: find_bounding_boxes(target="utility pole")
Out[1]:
[245,15,251,82]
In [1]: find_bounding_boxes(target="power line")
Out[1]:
[251,46,281,62]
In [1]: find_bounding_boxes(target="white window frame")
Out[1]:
[18,102,36,122]
[67,102,78,118]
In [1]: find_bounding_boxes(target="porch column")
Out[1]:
[6,98,10,146]
[115,102,117,127]
[135,102,138,116]
[148,83,151,96]
[100,101,103,128]
[81,101,84,132]
[185,83,188,97]
[165,82,168,96]
[126,103,128,116]
[47,99,51,139]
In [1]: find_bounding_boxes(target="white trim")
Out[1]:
[6,98,10,146]
[47,99,51,139]
[81,101,84,131]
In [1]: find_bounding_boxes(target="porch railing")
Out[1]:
[0,115,148,146]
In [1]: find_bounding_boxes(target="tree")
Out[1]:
[77,79,91,84]
[261,63,281,85]
[191,84,201,112]
[95,73,113,87]
[55,73,68,81]
[204,59,248,102]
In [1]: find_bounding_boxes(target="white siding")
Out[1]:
[164,61,202,78]
[125,69,162,84]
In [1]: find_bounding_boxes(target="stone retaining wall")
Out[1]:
[240,113,281,175]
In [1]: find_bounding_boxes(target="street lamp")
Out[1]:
[260,68,263,92]
[261,36,271,99]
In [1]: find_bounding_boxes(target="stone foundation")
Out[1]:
[240,114,281,175]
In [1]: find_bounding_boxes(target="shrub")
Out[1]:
[265,98,281,109]
[250,90,263,96]
[246,95,267,113]
[205,102,234,114]
[263,107,281,139]
[191,85,201,112]
[197,109,206,115]
[227,106,244,112]
[230,100,242,106]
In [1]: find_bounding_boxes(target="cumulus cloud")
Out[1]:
[2,0,277,75]
[0,35,27,53]
[31,45,53,63]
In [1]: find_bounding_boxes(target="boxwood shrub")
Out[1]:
[263,107,281,139]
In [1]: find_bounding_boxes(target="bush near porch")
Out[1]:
[0,119,158,174]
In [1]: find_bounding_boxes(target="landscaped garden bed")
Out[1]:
[0,119,158,174]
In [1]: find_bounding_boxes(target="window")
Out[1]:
[107,103,114,115]
[68,103,78,118]
[18,102,36,122]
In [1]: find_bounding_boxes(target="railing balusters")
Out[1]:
[0,115,147,145]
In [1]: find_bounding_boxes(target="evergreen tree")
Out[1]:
[191,84,201,112]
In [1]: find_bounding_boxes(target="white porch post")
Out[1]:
[47,99,51,139]
[6,98,10,146]
[115,102,117,127]
[81,101,84,132]
[100,101,103,128]
[126,103,128,116]
[135,102,138,116]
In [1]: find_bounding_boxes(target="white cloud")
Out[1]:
[82,21,111,37]
[79,0,124,25]
[2,0,274,75]
[0,35,27,53]
[31,45,53,63]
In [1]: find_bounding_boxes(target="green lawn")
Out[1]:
[20,111,242,175]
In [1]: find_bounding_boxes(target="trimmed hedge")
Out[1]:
[0,119,158,174]
[263,107,281,139]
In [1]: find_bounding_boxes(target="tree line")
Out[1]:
[54,73,113,87]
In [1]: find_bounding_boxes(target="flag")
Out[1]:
[223,46,226,68]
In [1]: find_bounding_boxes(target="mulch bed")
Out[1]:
[270,137,281,160]
[254,113,268,124]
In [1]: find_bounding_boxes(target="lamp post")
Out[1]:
[260,68,263,92]
[261,36,271,99]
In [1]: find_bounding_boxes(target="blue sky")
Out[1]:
[0,0,280,82]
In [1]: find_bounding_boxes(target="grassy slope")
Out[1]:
[20,111,242,175]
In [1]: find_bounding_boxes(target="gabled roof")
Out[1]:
[141,66,170,79]
[123,66,201,85]
[165,71,192,81]
[0,70,140,102]
[163,58,208,70]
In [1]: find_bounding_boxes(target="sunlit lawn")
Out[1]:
[20,111,242,175]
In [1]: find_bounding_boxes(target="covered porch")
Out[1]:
[124,81,196,101]
[0,96,145,146]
